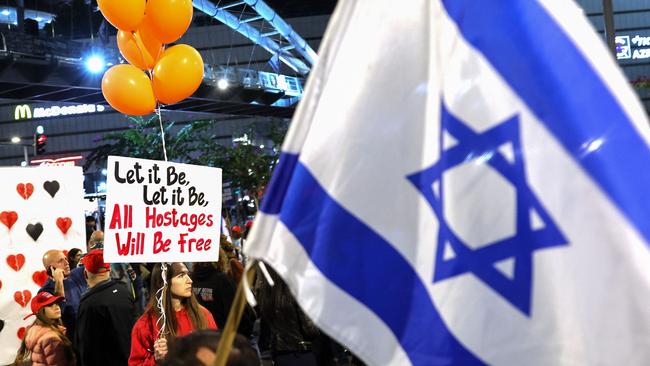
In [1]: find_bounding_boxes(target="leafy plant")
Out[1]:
[84,116,211,170]
[85,116,289,215]
[631,76,650,89]
[191,125,286,200]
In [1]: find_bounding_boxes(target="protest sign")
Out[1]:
[0,167,85,364]
[104,156,222,263]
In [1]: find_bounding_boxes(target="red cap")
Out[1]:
[245,220,253,229]
[24,291,63,320]
[81,250,110,274]
[231,225,241,233]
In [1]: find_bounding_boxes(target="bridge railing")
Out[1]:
[0,30,120,63]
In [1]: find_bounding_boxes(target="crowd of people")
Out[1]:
[7,216,364,366]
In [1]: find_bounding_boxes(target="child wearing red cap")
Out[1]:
[14,291,76,365]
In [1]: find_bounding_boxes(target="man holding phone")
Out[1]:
[39,249,87,341]
[41,249,70,296]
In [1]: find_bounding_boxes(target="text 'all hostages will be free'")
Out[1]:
[109,160,216,257]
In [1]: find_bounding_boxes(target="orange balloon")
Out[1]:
[145,0,193,44]
[97,0,146,32]
[152,44,204,105]
[102,65,156,116]
[117,20,164,70]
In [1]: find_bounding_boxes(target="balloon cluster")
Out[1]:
[98,0,204,115]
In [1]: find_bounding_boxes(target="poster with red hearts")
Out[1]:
[0,166,85,364]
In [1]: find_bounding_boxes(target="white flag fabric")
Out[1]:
[245,0,650,364]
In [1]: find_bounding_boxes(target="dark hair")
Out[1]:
[162,330,259,366]
[67,248,82,269]
[85,216,96,223]
[67,248,82,258]
[146,263,208,342]
[192,262,220,272]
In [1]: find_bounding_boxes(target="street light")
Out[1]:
[0,134,31,166]
[85,55,106,74]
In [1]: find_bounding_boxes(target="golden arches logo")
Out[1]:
[14,105,32,120]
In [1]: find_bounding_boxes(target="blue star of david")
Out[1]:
[407,100,567,316]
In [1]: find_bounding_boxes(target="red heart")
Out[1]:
[0,279,2,291]
[32,271,48,287]
[17,327,26,340]
[56,217,72,235]
[7,254,25,272]
[0,211,18,229]
[14,290,32,308]
[16,183,34,200]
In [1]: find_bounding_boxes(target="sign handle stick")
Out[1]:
[211,259,257,366]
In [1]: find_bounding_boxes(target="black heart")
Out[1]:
[26,223,43,241]
[43,181,60,198]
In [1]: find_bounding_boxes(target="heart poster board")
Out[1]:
[0,166,85,364]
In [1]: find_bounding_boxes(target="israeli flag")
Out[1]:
[245,0,650,364]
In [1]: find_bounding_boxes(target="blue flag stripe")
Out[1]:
[261,153,300,215]
[263,153,484,365]
[442,1,650,247]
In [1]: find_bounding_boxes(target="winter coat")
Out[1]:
[191,265,256,336]
[254,268,320,353]
[23,324,75,366]
[128,306,217,366]
[75,279,135,366]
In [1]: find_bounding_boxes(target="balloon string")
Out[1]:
[131,30,162,73]
[129,30,167,162]
[155,263,168,340]
[156,105,168,162]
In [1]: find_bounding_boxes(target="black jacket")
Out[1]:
[75,279,135,366]
[254,267,325,352]
[192,265,256,336]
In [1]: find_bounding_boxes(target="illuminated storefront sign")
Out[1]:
[14,104,32,120]
[615,35,650,60]
[258,72,303,96]
[31,156,83,167]
[14,104,106,120]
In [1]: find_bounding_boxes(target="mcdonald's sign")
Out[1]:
[12,103,106,120]
[14,104,32,120]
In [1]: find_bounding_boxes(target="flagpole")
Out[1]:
[602,0,616,55]
[211,259,257,366]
